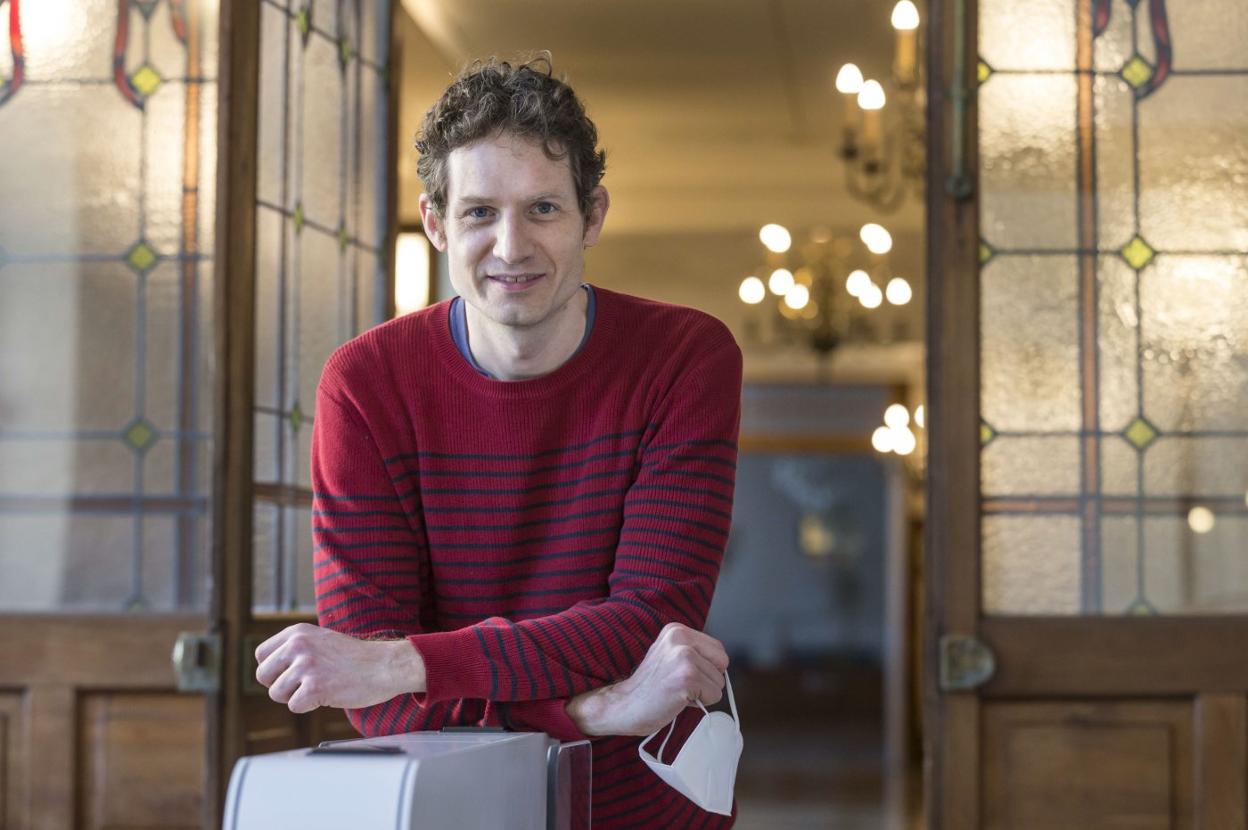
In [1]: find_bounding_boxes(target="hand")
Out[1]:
[567,622,729,737]
[254,623,426,714]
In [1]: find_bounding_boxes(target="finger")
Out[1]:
[267,663,302,704]
[255,627,297,663]
[689,652,725,706]
[255,641,293,688]
[683,631,729,673]
[286,680,322,714]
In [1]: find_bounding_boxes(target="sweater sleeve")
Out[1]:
[406,324,743,724]
[311,378,581,739]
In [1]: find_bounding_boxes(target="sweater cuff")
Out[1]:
[407,627,494,703]
[508,698,589,743]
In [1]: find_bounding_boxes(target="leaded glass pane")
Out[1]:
[0,2,217,611]
[980,0,1248,615]
[979,0,1075,71]
[251,0,393,612]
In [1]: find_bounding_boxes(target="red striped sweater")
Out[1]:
[312,287,742,828]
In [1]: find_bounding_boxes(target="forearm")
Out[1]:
[564,682,631,737]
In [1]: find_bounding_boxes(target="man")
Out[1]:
[255,55,742,828]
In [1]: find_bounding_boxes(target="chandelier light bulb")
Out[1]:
[886,277,913,305]
[915,404,925,428]
[769,268,795,296]
[759,223,792,253]
[860,223,893,254]
[857,80,886,111]
[846,270,872,297]
[860,283,884,309]
[784,284,811,310]
[739,276,766,304]
[884,403,910,429]
[871,426,896,453]
[891,0,920,30]
[1188,506,1215,534]
[835,63,864,94]
[892,426,917,456]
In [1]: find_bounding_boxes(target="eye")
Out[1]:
[465,206,491,220]
[533,201,557,215]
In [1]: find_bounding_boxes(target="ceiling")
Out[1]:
[395,0,925,238]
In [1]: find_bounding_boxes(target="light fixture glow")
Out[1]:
[860,223,893,254]
[872,426,896,453]
[891,0,920,30]
[860,283,884,309]
[886,277,913,305]
[846,269,872,297]
[892,426,917,456]
[759,223,792,254]
[835,63,864,94]
[1188,506,1215,534]
[739,276,766,304]
[915,404,925,428]
[857,80,886,111]
[784,284,811,310]
[769,268,795,295]
[884,403,910,429]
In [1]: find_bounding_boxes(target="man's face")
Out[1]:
[420,132,607,330]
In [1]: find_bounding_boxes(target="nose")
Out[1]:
[493,211,534,264]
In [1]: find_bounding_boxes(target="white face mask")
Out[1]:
[638,673,743,816]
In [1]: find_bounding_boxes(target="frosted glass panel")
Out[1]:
[252,0,393,612]
[979,0,1248,615]
[0,2,217,611]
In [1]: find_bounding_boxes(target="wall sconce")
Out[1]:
[394,228,431,317]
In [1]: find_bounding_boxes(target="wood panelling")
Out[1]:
[0,692,24,830]
[79,693,204,830]
[983,701,1193,830]
[1195,694,1247,830]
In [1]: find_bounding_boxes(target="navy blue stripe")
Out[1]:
[625,498,733,522]
[411,468,630,498]
[504,617,551,698]
[644,468,735,487]
[616,538,721,567]
[313,539,423,553]
[622,512,730,538]
[628,483,733,506]
[312,491,402,502]
[521,609,601,682]
[434,583,604,603]
[382,427,651,465]
[422,488,622,514]
[391,448,635,483]
[643,454,737,472]
[429,544,615,569]
[608,593,666,629]
[423,506,620,533]
[435,564,608,585]
[645,438,737,454]
[318,593,376,618]
[519,618,578,695]
[441,606,575,620]
[425,526,617,550]
[335,605,416,629]
[313,509,409,519]
[486,623,519,700]
[472,626,499,701]
[312,524,413,534]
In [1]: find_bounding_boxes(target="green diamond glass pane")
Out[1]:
[292,202,304,234]
[130,64,163,98]
[980,422,997,446]
[297,5,312,41]
[339,38,353,69]
[1120,55,1154,89]
[288,402,302,434]
[1123,416,1159,451]
[123,418,157,452]
[977,60,993,84]
[338,222,349,253]
[1120,235,1155,270]
[979,241,994,264]
[127,242,157,274]
[1125,597,1157,616]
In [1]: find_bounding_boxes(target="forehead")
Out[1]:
[444,132,576,203]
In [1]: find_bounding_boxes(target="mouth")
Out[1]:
[487,273,545,291]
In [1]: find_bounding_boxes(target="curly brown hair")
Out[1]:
[414,53,607,220]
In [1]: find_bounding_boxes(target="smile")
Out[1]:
[489,274,544,284]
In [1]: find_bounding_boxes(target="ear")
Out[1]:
[581,186,610,248]
[418,193,448,252]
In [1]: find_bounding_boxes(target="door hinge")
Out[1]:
[939,634,996,691]
[171,631,221,693]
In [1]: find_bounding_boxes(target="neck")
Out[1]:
[465,288,588,381]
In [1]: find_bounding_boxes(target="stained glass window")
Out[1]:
[0,0,218,610]
[251,0,392,612]
[979,0,1248,613]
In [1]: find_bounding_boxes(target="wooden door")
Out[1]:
[926,0,1248,825]
[208,0,400,819]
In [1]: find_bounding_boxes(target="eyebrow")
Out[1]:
[454,192,567,206]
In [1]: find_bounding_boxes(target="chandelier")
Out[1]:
[737,222,915,362]
[835,0,925,212]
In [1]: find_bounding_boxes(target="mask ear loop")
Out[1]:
[724,671,740,727]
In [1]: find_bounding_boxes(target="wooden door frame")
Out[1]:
[207,1,402,824]
[922,0,982,821]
